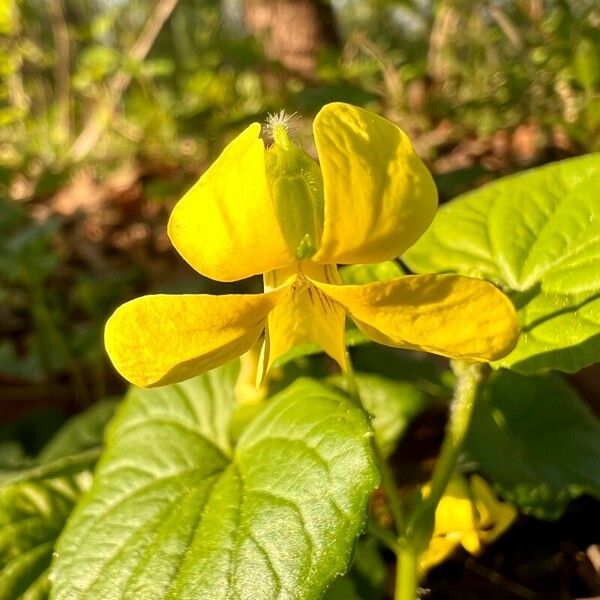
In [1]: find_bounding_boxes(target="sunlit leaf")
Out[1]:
[404,155,600,374]
[51,366,378,600]
[339,261,404,285]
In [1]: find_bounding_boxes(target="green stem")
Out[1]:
[395,544,419,600]
[424,361,485,509]
[368,518,399,554]
[345,353,405,533]
[397,361,487,600]
[346,355,487,600]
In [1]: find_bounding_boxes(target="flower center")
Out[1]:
[264,119,325,261]
[263,262,340,299]
[291,273,337,314]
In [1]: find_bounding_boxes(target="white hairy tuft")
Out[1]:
[264,110,298,138]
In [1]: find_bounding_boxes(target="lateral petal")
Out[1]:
[105,290,284,388]
[315,275,518,362]
[312,102,437,264]
[168,124,294,282]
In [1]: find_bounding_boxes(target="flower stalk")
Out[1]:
[395,361,487,600]
[395,543,419,600]
[351,359,487,600]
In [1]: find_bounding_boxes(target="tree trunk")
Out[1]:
[243,0,339,80]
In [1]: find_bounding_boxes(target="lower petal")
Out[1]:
[315,274,518,362]
[266,276,347,371]
[105,290,284,388]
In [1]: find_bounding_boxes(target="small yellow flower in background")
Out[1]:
[420,474,518,572]
[105,102,518,388]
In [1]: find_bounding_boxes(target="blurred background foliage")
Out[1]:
[1,0,599,423]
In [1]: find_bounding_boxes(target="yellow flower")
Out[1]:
[420,474,517,572]
[105,103,518,388]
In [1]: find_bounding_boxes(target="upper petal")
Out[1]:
[105,290,284,387]
[168,124,294,282]
[315,274,518,362]
[312,103,438,264]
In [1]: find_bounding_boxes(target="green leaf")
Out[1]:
[38,401,117,463]
[339,261,404,285]
[351,344,453,398]
[404,154,600,374]
[0,400,118,487]
[325,536,387,600]
[0,475,90,600]
[574,38,599,91]
[0,400,114,600]
[0,449,100,487]
[270,329,367,369]
[324,577,362,600]
[330,374,428,457]
[51,368,378,599]
[465,370,600,520]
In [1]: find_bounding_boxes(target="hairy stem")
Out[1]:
[424,361,485,509]
[397,361,486,600]
[346,355,486,600]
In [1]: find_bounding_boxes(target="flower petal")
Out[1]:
[430,476,478,536]
[105,290,285,387]
[266,274,347,371]
[168,124,294,282]
[312,102,437,264]
[470,475,516,545]
[315,275,519,361]
[419,536,462,573]
[419,476,476,572]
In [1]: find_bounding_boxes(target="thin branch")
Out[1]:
[68,0,181,163]
[47,0,71,141]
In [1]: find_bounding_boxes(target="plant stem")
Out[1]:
[397,361,487,600]
[345,355,487,600]
[345,353,405,533]
[396,544,419,600]
[424,361,485,510]
[368,518,399,554]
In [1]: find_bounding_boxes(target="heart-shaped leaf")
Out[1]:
[404,154,600,374]
[51,365,378,600]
